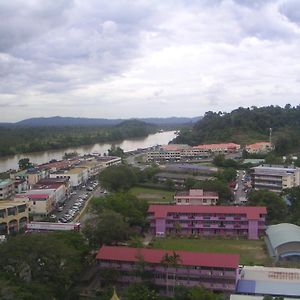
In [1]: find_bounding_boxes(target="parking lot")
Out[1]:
[52,180,106,223]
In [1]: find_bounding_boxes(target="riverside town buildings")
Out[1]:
[174,189,219,205]
[96,246,240,295]
[0,201,29,235]
[148,205,267,240]
[147,143,240,161]
[251,164,300,193]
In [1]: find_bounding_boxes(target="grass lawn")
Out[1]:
[129,186,174,203]
[152,237,271,266]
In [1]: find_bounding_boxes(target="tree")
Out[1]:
[160,251,182,295]
[123,283,158,300]
[0,232,89,300]
[99,165,138,191]
[108,146,125,158]
[82,210,130,248]
[247,190,288,224]
[91,192,149,230]
[18,158,33,170]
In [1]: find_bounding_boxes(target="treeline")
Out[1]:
[0,120,157,157]
[174,105,300,155]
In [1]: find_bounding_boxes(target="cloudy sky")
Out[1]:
[1,0,300,122]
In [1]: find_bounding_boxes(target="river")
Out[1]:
[0,131,176,173]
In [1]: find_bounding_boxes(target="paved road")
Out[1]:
[234,170,247,204]
[53,180,103,222]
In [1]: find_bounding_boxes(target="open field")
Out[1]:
[152,237,271,266]
[129,186,174,203]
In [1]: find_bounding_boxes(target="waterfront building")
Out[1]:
[245,142,273,154]
[0,201,28,235]
[174,189,218,205]
[147,143,240,162]
[148,205,267,239]
[97,156,122,168]
[251,164,300,193]
[265,223,300,262]
[0,179,15,199]
[96,246,240,295]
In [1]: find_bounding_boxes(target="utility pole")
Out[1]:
[269,128,272,145]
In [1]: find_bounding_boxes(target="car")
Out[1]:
[57,206,63,212]
[70,192,77,196]
[86,187,93,191]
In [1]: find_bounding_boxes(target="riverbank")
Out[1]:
[0,131,176,172]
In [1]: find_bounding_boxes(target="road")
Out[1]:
[234,170,247,204]
[53,180,104,222]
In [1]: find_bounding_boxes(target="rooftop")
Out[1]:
[266,223,300,250]
[193,143,240,150]
[161,144,190,151]
[0,179,13,187]
[148,204,267,219]
[96,246,240,268]
[246,142,272,149]
[175,189,218,198]
[0,201,27,209]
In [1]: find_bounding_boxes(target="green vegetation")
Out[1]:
[129,186,174,203]
[152,238,269,265]
[0,232,89,300]
[83,192,149,248]
[247,189,288,224]
[175,105,300,155]
[0,120,157,157]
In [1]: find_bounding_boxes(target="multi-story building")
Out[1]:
[245,142,273,154]
[0,201,29,235]
[148,205,267,240]
[0,179,15,199]
[147,143,241,162]
[97,156,122,168]
[174,189,219,205]
[50,167,88,188]
[15,193,54,218]
[14,178,28,194]
[96,246,240,295]
[251,164,300,193]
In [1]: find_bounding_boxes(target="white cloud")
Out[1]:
[1,0,300,121]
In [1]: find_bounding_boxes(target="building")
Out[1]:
[265,223,300,262]
[245,142,273,154]
[26,168,49,187]
[230,295,295,300]
[193,143,241,154]
[50,167,88,188]
[0,179,15,199]
[147,143,241,162]
[96,246,240,295]
[148,205,267,239]
[14,178,28,194]
[79,160,102,178]
[237,266,300,298]
[31,183,67,206]
[15,193,54,217]
[97,156,122,168]
[0,201,29,235]
[251,165,300,193]
[174,189,219,205]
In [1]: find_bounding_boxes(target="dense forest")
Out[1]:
[174,105,300,155]
[0,120,157,157]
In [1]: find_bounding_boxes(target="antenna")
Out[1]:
[269,128,272,145]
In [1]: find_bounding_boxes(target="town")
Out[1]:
[1,134,300,300]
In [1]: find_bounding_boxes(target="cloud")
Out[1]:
[0,0,300,121]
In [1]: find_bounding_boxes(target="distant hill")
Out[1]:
[174,105,300,155]
[0,116,201,127]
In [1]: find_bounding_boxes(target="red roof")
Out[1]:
[96,246,240,269]
[246,142,272,150]
[148,204,267,220]
[193,143,240,150]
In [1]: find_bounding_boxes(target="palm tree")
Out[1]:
[160,251,182,296]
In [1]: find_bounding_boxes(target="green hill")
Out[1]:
[174,105,300,155]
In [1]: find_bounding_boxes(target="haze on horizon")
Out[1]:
[1,0,300,122]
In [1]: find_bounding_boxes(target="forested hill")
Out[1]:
[0,120,157,157]
[0,116,201,127]
[174,105,300,155]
